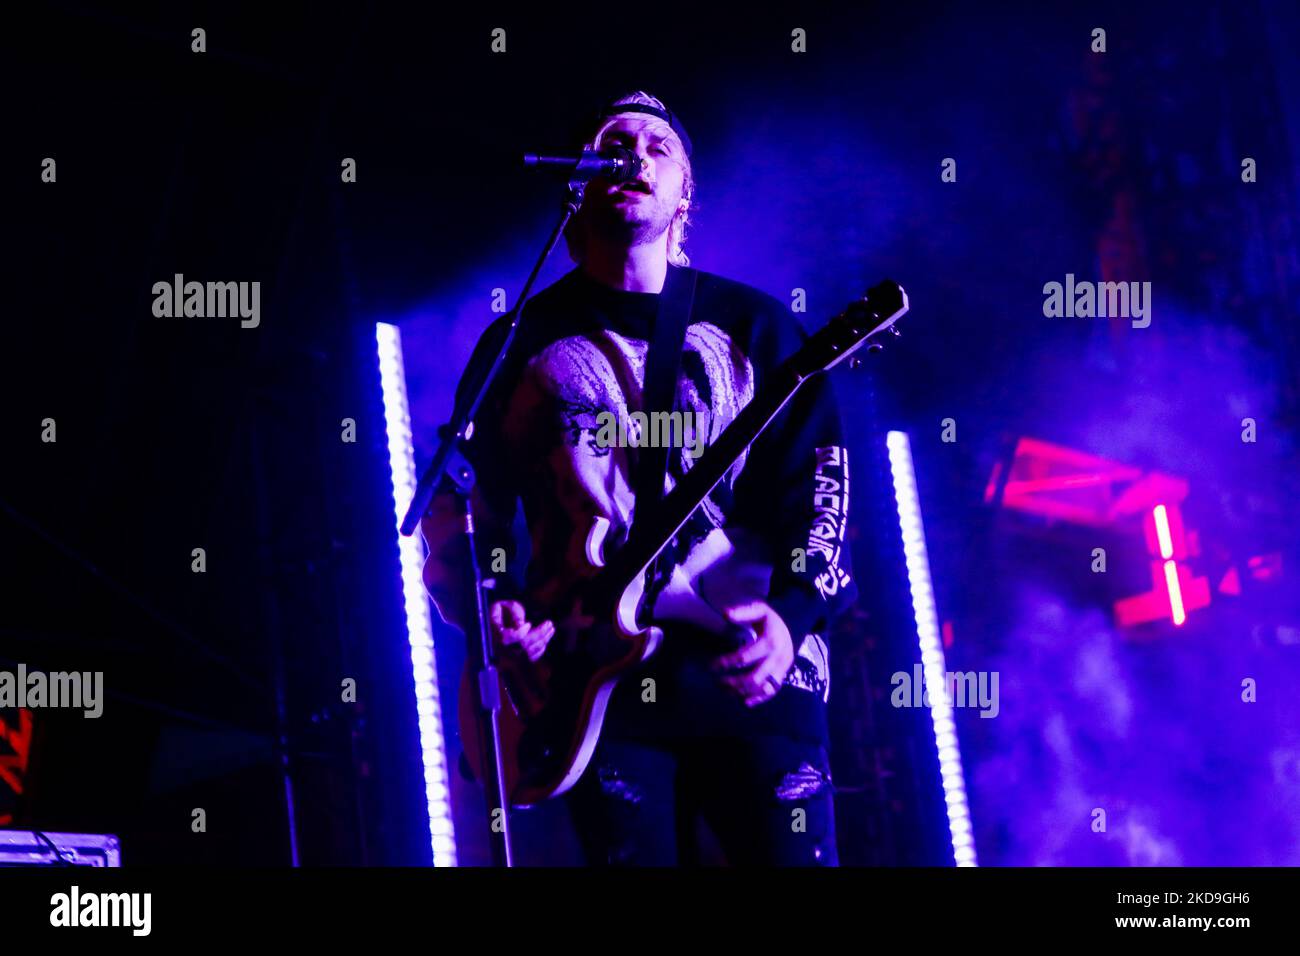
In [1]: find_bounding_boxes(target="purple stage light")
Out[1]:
[887,430,978,866]
[377,322,458,867]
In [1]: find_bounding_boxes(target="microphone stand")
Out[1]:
[399,171,590,868]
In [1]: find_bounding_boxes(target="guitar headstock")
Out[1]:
[794,280,909,377]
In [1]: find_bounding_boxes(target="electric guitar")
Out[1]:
[457,279,909,806]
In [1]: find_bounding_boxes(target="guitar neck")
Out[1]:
[610,360,810,582]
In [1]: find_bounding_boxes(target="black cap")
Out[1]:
[573,91,693,158]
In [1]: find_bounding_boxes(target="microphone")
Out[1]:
[522,146,643,184]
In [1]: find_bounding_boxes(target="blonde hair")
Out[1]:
[565,91,695,267]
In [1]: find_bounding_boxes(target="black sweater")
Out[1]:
[422,265,857,745]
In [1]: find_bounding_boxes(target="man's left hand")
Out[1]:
[711,600,795,708]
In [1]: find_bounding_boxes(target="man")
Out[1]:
[423,91,856,865]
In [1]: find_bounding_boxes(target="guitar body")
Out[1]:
[454,280,909,807]
[458,547,664,807]
[460,523,768,806]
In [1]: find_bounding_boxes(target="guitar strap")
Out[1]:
[627,265,698,549]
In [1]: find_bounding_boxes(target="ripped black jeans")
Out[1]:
[564,732,839,866]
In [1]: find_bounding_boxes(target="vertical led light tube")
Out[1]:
[377,322,457,866]
[886,431,977,866]
[1153,505,1186,626]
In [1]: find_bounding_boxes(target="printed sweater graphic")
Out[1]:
[422,266,856,703]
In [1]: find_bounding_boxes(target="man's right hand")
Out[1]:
[489,600,556,662]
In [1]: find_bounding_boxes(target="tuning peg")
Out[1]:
[889,326,901,336]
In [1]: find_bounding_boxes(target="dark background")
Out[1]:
[6,1,1298,865]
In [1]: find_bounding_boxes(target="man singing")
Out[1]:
[423,91,857,865]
